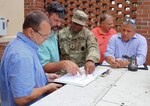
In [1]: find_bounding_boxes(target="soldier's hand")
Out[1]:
[62,60,81,75]
[84,60,95,75]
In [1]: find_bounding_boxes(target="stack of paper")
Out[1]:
[53,66,109,87]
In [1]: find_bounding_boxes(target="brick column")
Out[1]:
[24,0,44,16]
[0,42,8,60]
[136,0,150,65]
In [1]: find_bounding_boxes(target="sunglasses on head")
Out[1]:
[46,2,65,18]
[46,2,65,12]
[125,18,136,25]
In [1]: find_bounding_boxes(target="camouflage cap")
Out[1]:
[72,9,88,26]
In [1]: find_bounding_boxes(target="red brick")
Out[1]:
[137,14,149,17]
[143,2,150,5]
[141,17,150,22]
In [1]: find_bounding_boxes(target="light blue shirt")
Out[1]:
[104,33,147,65]
[38,31,59,66]
[0,32,48,106]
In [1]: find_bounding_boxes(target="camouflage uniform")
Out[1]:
[58,27,100,67]
[58,10,100,67]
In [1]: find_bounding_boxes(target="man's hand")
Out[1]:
[62,60,81,75]
[115,59,130,68]
[46,83,62,93]
[46,73,60,82]
[106,56,120,68]
[109,59,120,68]
[84,60,95,75]
[14,82,62,106]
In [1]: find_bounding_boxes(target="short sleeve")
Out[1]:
[86,31,100,63]
[8,53,35,97]
[38,44,51,66]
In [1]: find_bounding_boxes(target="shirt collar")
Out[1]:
[98,27,112,35]
[49,30,58,39]
[51,30,58,36]
[17,32,39,50]
[118,33,138,39]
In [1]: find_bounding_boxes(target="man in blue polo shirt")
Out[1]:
[0,11,62,106]
[105,18,147,68]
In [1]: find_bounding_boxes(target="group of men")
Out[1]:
[0,1,147,106]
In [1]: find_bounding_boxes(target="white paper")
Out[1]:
[53,66,109,87]
[102,61,110,66]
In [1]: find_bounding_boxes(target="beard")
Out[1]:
[51,26,61,32]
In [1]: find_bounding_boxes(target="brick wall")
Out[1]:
[24,0,137,30]
[45,0,137,31]
[136,0,150,64]
[24,0,44,16]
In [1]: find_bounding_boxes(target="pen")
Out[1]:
[101,69,110,77]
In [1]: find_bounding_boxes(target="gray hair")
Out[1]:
[123,18,136,29]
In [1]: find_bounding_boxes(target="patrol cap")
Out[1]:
[72,9,88,26]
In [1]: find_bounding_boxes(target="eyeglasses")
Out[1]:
[32,28,48,40]
[125,18,136,25]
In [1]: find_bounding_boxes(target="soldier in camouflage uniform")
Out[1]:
[58,9,100,74]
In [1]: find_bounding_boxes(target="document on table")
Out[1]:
[53,66,109,87]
